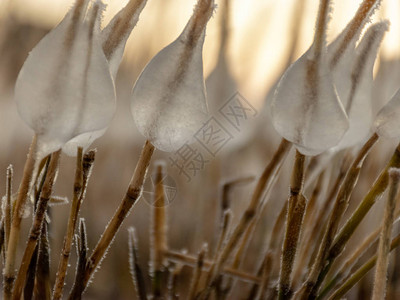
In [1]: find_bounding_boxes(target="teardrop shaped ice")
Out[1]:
[131,0,214,152]
[15,0,115,159]
[332,21,389,150]
[375,88,400,138]
[63,0,147,156]
[270,0,349,156]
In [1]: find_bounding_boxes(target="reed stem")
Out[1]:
[372,168,400,300]
[198,139,291,298]
[327,232,400,300]
[12,149,61,300]
[296,133,378,299]
[316,142,400,290]
[53,148,95,300]
[278,150,306,300]
[4,135,38,300]
[68,140,155,298]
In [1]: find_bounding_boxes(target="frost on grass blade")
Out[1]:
[131,0,215,152]
[15,0,115,159]
[332,21,389,150]
[375,88,400,138]
[270,0,349,156]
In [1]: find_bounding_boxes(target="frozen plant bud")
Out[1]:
[374,88,400,138]
[329,0,381,69]
[15,0,115,159]
[131,0,215,152]
[63,0,148,156]
[332,21,389,150]
[270,0,349,156]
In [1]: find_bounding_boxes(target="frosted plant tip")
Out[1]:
[388,168,400,180]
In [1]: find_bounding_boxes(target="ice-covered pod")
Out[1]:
[270,1,349,156]
[131,0,214,152]
[15,0,115,159]
[332,21,388,150]
[63,0,148,156]
[375,88,400,138]
[326,0,386,150]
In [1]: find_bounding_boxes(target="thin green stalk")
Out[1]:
[318,211,400,299]
[296,133,378,299]
[327,233,400,300]
[316,142,400,291]
[318,225,380,299]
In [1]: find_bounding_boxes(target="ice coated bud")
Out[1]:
[270,51,348,156]
[270,0,349,156]
[375,88,400,138]
[15,0,115,159]
[131,0,214,152]
[332,21,389,150]
[63,0,148,156]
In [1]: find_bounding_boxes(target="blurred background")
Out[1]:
[1,0,400,298]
